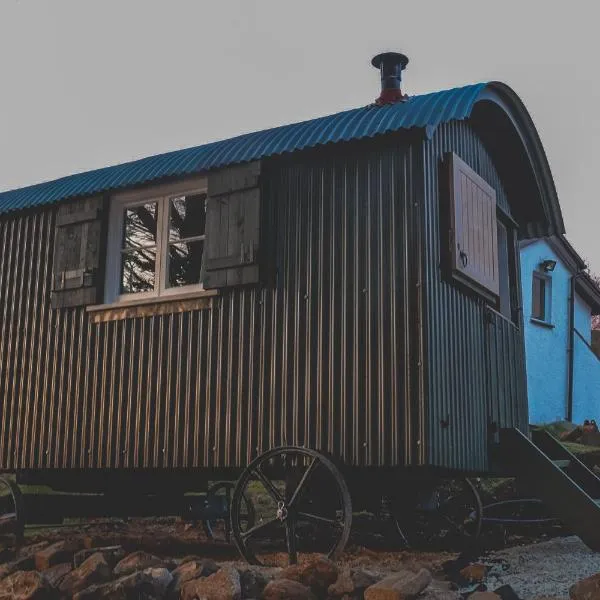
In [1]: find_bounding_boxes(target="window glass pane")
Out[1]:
[120,248,156,293]
[167,240,204,288]
[169,194,207,242]
[123,202,158,248]
[532,275,546,320]
[538,279,546,320]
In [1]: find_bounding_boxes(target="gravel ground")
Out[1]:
[481,536,600,599]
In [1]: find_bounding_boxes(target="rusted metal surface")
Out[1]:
[0,138,419,471]
[88,296,215,323]
[421,119,528,473]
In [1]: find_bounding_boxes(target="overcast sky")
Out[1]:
[1,1,599,270]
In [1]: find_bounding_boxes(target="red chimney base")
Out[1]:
[375,88,408,106]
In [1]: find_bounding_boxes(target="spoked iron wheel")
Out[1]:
[394,477,482,551]
[0,476,24,550]
[230,447,352,566]
[202,481,255,543]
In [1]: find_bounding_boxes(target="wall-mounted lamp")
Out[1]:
[540,259,557,273]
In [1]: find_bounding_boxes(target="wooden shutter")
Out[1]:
[203,161,261,288]
[448,153,499,297]
[51,195,107,308]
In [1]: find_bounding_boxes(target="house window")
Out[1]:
[532,271,551,322]
[106,179,208,303]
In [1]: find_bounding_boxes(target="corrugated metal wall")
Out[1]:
[422,120,528,472]
[0,138,418,471]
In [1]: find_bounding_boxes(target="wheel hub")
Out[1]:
[276,501,288,522]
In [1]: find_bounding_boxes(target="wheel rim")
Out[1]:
[0,477,23,550]
[394,477,482,550]
[230,447,352,566]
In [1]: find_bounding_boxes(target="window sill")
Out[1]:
[87,290,219,323]
[530,317,555,329]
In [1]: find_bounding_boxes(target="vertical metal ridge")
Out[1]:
[0,139,418,471]
[422,120,528,472]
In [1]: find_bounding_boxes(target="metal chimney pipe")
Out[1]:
[371,52,409,105]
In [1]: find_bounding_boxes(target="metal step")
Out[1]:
[500,428,600,551]
[552,459,571,469]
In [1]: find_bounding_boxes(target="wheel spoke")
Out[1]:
[252,468,284,504]
[0,513,17,532]
[297,511,342,527]
[285,518,297,564]
[288,457,319,508]
[438,512,465,535]
[240,517,280,540]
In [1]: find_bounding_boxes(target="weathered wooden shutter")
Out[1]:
[203,161,261,288]
[51,195,107,308]
[448,152,499,297]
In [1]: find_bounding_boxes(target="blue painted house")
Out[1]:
[520,236,600,424]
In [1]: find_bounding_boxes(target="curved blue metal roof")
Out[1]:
[0,82,487,214]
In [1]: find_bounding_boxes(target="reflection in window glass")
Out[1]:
[116,191,207,297]
[532,273,548,321]
[169,194,206,241]
[123,203,158,248]
[168,241,204,288]
[120,248,156,293]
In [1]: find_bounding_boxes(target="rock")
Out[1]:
[239,568,271,598]
[0,570,54,600]
[35,540,82,571]
[262,578,316,600]
[561,426,583,442]
[178,554,204,565]
[581,431,600,446]
[73,545,125,568]
[421,588,461,600]
[0,555,36,580]
[16,543,49,560]
[143,567,172,595]
[570,572,600,600]
[74,569,167,599]
[364,568,432,600]
[493,584,521,600]
[180,566,241,600]
[41,563,72,588]
[459,564,488,583]
[113,550,163,577]
[413,579,460,600]
[468,593,501,600]
[328,569,379,598]
[169,557,220,597]
[278,557,338,595]
[59,552,111,595]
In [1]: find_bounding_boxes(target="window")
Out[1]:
[106,179,208,303]
[447,153,499,298]
[104,163,262,306]
[532,271,551,323]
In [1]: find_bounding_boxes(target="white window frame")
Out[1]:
[105,176,208,304]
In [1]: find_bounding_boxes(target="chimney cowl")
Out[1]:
[371,52,409,105]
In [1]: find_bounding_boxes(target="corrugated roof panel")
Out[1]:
[0,82,487,214]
